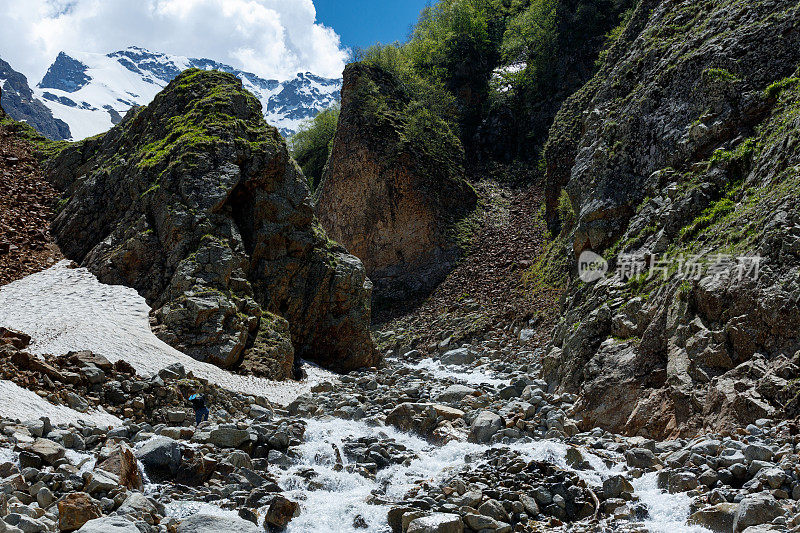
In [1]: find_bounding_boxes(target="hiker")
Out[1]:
[189,393,209,426]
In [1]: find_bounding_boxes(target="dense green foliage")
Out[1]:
[289,104,340,190]
[351,0,636,170]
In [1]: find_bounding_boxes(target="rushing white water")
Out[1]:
[407,358,510,388]
[633,473,712,533]
[0,261,336,405]
[265,417,624,533]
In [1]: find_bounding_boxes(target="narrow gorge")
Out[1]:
[0,1,798,533]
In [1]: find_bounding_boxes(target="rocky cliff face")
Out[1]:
[542,0,800,438]
[46,69,377,378]
[315,64,477,303]
[0,57,71,140]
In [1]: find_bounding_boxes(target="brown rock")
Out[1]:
[265,495,299,529]
[0,328,30,349]
[62,350,113,372]
[175,448,218,486]
[96,443,143,491]
[316,63,477,302]
[58,492,101,532]
[18,438,65,465]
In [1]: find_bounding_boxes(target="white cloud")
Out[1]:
[0,0,348,83]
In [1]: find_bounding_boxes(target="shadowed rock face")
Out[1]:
[542,0,800,438]
[46,69,377,377]
[0,57,71,140]
[315,64,477,303]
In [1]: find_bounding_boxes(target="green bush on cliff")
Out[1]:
[289,104,340,191]
[355,0,498,144]
[0,113,69,160]
[347,0,636,168]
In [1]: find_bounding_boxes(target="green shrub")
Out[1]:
[353,0,636,167]
[557,189,575,230]
[289,104,340,191]
[679,198,735,242]
[764,77,800,99]
[703,68,741,83]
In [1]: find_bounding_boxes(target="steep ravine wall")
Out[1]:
[542,0,800,438]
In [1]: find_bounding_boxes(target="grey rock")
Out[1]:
[76,517,143,532]
[625,448,658,469]
[134,436,181,474]
[603,475,634,499]
[468,411,504,444]
[439,348,475,366]
[176,513,261,533]
[744,444,774,464]
[463,514,504,531]
[477,500,510,523]
[208,427,251,448]
[690,503,738,533]
[436,385,476,403]
[407,513,463,533]
[734,493,785,533]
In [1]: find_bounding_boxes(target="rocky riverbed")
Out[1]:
[0,261,797,533]
[0,268,799,533]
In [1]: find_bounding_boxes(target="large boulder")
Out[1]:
[96,442,142,491]
[208,427,251,448]
[690,503,738,533]
[176,513,261,533]
[407,513,463,533]
[46,69,377,377]
[264,495,300,529]
[134,436,181,476]
[17,438,64,465]
[77,517,142,533]
[733,493,785,533]
[315,63,477,302]
[468,411,504,444]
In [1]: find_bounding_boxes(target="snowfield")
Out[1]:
[34,47,340,140]
[0,379,121,427]
[0,261,337,411]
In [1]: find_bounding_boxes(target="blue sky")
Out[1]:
[1,0,432,83]
[315,0,431,53]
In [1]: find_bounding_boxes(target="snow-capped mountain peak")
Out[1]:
[34,46,341,140]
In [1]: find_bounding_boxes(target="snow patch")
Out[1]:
[0,379,121,427]
[0,261,336,406]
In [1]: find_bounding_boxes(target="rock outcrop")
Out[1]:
[542,0,800,438]
[315,63,477,302]
[0,57,71,140]
[46,69,377,377]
